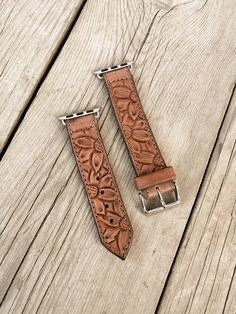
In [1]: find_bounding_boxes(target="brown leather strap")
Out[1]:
[65,112,133,259]
[103,67,176,200]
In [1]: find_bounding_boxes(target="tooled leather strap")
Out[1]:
[103,67,176,200]
[64,112,133,259]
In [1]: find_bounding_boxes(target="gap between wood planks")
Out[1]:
[0,0,88,162]
[155,83,236,313]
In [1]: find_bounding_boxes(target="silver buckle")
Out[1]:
[139,181,180,215]
[94,61,133,79]
[58,108,100,125]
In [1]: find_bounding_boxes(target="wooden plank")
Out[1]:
[158,91,236,313]
[0,0,86,153]
[0,0,236,312]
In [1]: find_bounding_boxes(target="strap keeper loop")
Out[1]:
[134,166,176,191]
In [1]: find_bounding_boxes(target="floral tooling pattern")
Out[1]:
[107,77,166,175]
[69,122,132,259]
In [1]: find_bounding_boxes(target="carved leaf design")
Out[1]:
[94,140,102,152]
[79,149,92,162]
[93,198,106,215]
[129,138,141,153]
[153,154,164,166]
[123,125,132,139]
[128,102,139,120]
[100,166,108,177]
[123,113,134,126]
[113,200,124,216]
[135,151,155,164]
[102,212,121,227]
[98,188,117,201]
[87,185,98,198]
[100,173,112,187]
[131,91,138,102]
[141,163,155,174]
[116,99,130,111]
[88,170,95,185]
[113,86,132,98]
[132,129,150,142]
[133,119,146,130]
[118,230,129,253]
[84,128,96,139]
[77,137,94,148]
[119,217,129,230]
[145,140,156,152]
[92,152,103,172]
[104,228,120,243]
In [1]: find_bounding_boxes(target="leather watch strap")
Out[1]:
[95,63,180,214]
[59,109,133,259]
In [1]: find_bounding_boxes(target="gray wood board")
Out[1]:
[0,0,86,152]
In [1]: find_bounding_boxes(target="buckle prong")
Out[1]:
[139,181,180,215]
[156,187,167,209]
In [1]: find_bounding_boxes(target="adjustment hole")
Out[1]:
[96,176,100,181]
[110,219,114,223]
[101,190,104,195]
[105,204,109,208]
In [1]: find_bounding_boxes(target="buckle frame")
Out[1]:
[94,61,133,79]
[139,181,180,215]
[58,108,100,125]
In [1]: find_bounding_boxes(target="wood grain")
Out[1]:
[0,0,85,153]
[158,91,236,313]
[0,0,236,313]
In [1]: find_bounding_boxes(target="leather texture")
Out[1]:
[65,114,133,259]
[134,166,176,191]
[104,67,175,200]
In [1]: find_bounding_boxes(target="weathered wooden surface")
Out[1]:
[0,0,85,153]
[0,0,236,313]
[158,91,236,314]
